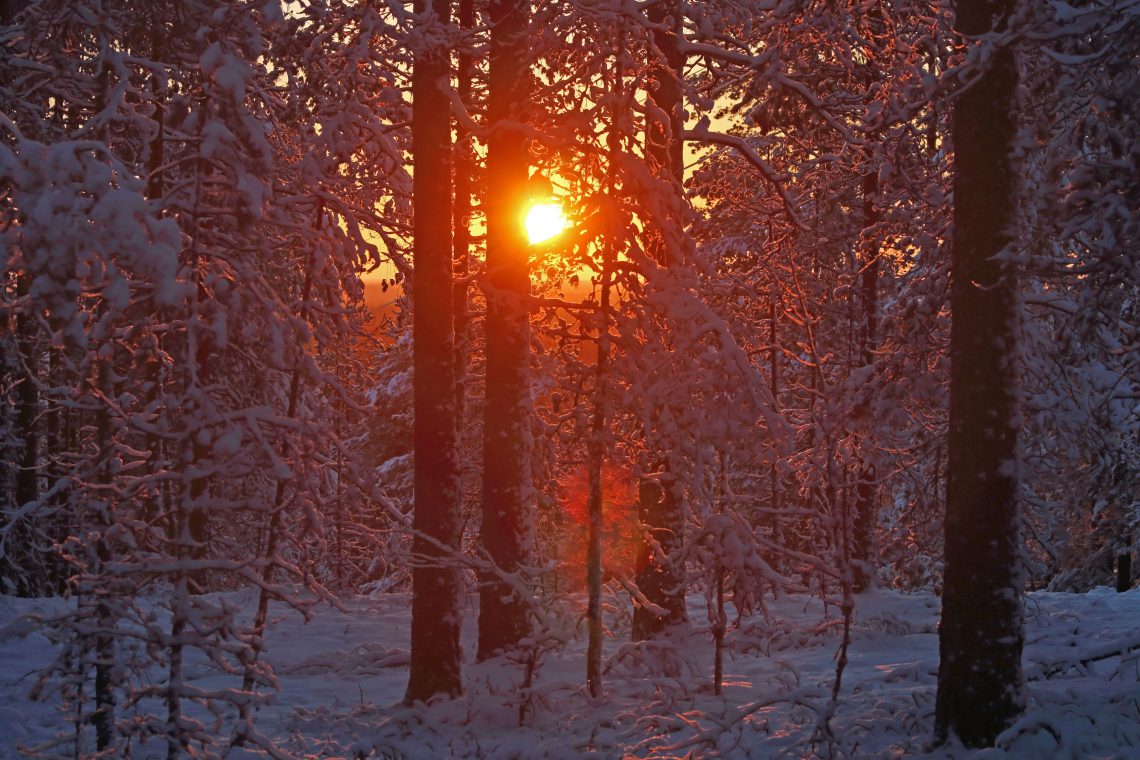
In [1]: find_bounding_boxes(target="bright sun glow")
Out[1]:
[525,202,566,245]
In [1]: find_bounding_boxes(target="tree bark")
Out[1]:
[585,260,610,697]
[405,0,463,703]
[1,17,28,596]
[14,276,39,596]
[478,0,533,661]
[935,0,1025,747]
[631,478,687,640]
[91,363,116,753]
[645,0,683,200]
[1117,550,1132,593]
[767,295,783,571]
[853,171,879,592]
[633,0,688,641]
[453,0,474,425]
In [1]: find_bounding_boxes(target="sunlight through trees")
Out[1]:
[1,0,1138,756]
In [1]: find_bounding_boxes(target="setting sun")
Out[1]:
[525,202,566,245]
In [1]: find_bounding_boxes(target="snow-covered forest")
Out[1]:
[1,0,1137,758]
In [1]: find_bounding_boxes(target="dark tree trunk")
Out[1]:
[852,171,880,593]
[712,566,726,695]
[187,278,212,592]
[1117,550,1133,593]
[44,346,69,596]
[405,0,463,703]
[645,0,683,197]
[169,256,212,760]
[478,0,533,661]
[935,0,1025,747]
[631,478,687,640]
[767,296,783,568]
[146,25,166,202]
[12,275,39,598]
[633,0,688,642]
[585,276,609,696]
[453,0,474,422]
[15,315,37,522]
[237,250,316,739]
[585,44,627,694]
[91,365,116,753]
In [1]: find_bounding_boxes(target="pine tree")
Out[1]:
[478,0,534,661]
[631,0,688,643]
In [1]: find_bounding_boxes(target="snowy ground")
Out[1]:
[1,586,1138,759]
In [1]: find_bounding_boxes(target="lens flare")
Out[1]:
[525,202,566,245]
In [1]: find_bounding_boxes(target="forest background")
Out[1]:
[1,0,1138,757]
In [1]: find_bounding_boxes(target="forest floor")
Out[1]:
[2,585,1138,759]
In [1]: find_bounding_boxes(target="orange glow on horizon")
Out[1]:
[525,202,566,245]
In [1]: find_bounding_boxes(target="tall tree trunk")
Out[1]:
[166,110,211,756]
[633,0,687,641]
[186,247,212,595]
[169,236,211,760]
[0,0,30,597]
[1117,547,1132,593]
[13,275,38,599]
[852,171,879,592]
[91,361,116,753]
[236,245,316,741]
[0,0,21,601]
[478,0,533,661]
[767,294,783,571]
[585,243,611,698]
[585,44,626,693]
[405,0,463,703]
[645,0,683,198]
[453,0,474,420]
[44,345,69,596]
[934,0,1025,747]
[631,477,686,640]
